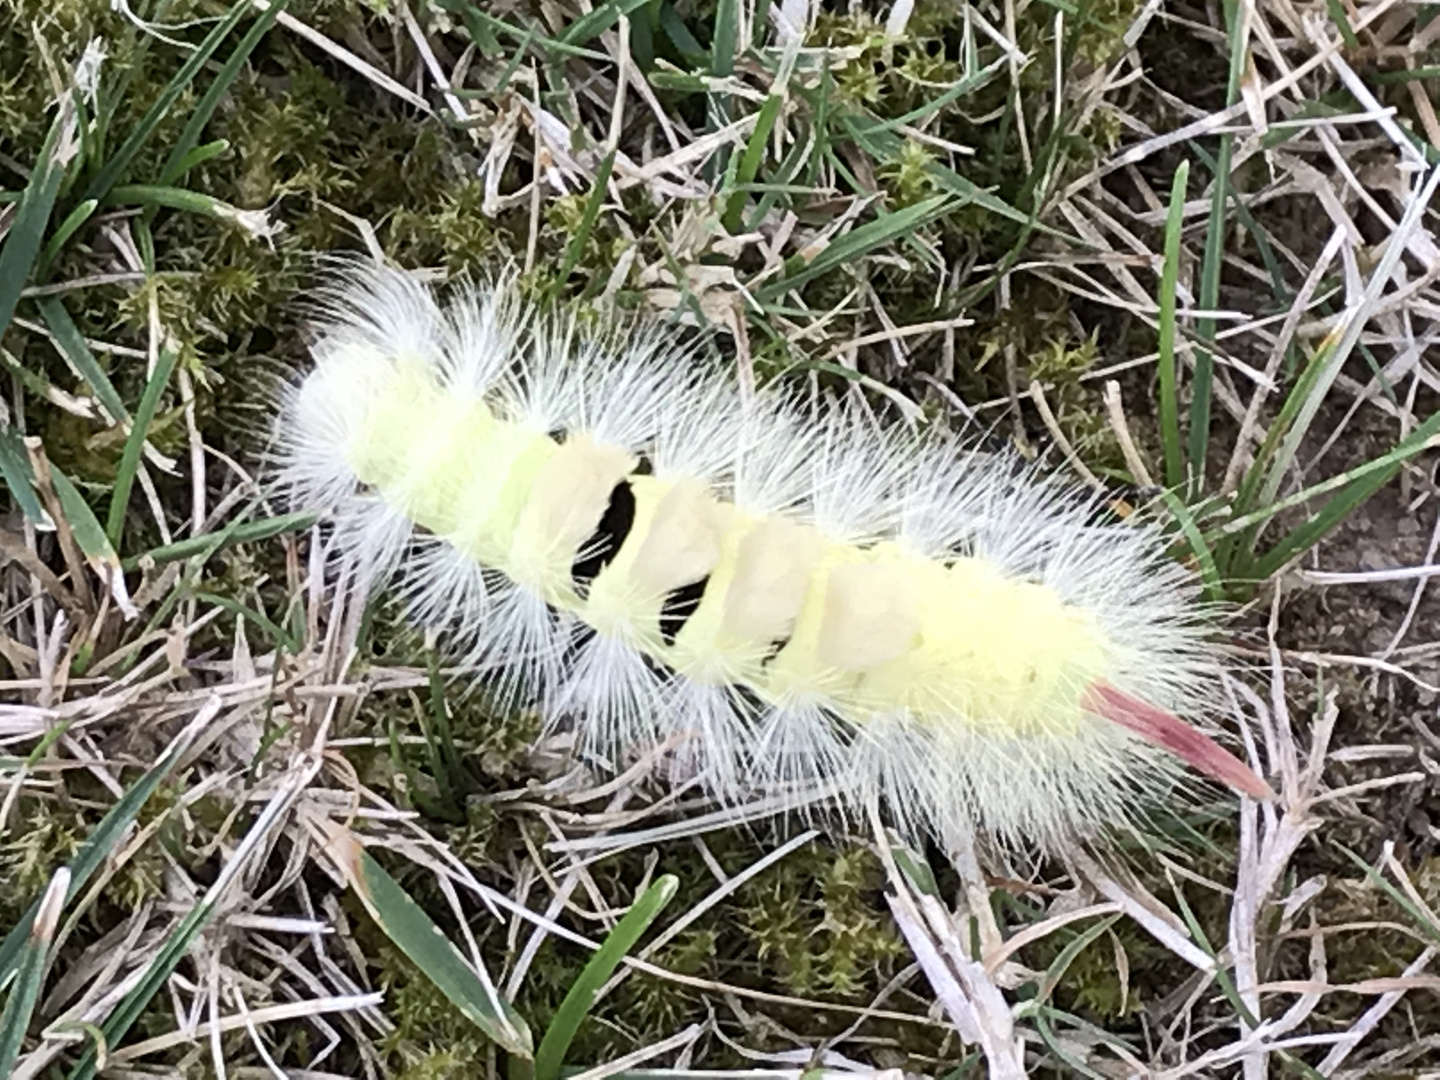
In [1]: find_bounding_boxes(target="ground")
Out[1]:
[1,0,1440,1077]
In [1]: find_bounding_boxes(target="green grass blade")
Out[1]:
[847,61,1005,137]
[1032,1006,1109,1080]
[1168,883,1258,1028]
[708,0,739,166]
[36,296,129,424]
[0,426,49,526]
[1157,161,1189,491]
[1248,164,1440,514]
[434,0,597,59]
[1158,490,1222,600]
[1185,0,1246,492]
[157,0,288,187]
[49,467,123,574]
[106,183,261,227]
[65,746,295,1080]
[0,868,69,1077]
[836,114,1049,235]
[721,92,783,233]
[756,194,952,301]
[106,344,179,549]
[1325,0,1361,48]
[190,590,300,654]
[1229,332,1336,527]
[0,98,77,341]
[1216,388,1440,580]
[80,0,254,202]
[890,844,942,899]
[558,0,654,47]
[1242,410,1440,582]
[1215,420,1440,545]
[1374,65,1440,83]
[661,1,705,59]
[452,0,504,56]
[1184,139,1287,302]
[344,843,534,1057]
[533,874,678,1080]
[0,703,212,992]
[122,509,318,570]
[8,430,127,590]
[1335,844,1440,945]
[553,148,618,292]
[160,139,231,183]
[711,0,737,78]
[1035,914,1122,1004]
[36,198,97,274]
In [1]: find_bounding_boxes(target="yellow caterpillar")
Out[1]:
[276,264,1271,849]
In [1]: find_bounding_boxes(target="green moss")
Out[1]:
[0,803,83,908]
[879,139,942,207]
[740,842,904,999]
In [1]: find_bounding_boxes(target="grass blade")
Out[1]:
[1243,410,1440,582]
[191,590,301,654]
[66,743,304,1080]
[15,436,126,610]
[1252,163,1440,510]
[1335,844,1440,946]
[554,149,618,292]
[0,97,78,341]
[80,0,254,202]
[157,0,288,187]
[0,700,216,993]
[0,868,69,1077]
[36,296,129,424]
[711,0,737,79]
[106,344,178,549]
[756,194,952,301]
[708,0,739,170]
[838,113,1047,235]
[1035,914,1122,1005]
[50,466,125,582]
[559,0,655,47]
[533,874,679,1080]
[122,509,318,570]
[36,198,96,273]
[0,425,49,526]
[337,838,533,1057]
[1032,1006,1109,1080]
[1185,0,1246,491]
[1157,161,1189,491]
[721,92,783,233]
[164,138,233,182]
[1158,489,1222,600]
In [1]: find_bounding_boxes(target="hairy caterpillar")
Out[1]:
[274,264,1272,850]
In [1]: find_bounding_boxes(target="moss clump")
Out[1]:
[740,842,904,999]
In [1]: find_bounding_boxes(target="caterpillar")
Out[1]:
[274,263,1272,851]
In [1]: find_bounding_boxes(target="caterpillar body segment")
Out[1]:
[276,265,1271,850]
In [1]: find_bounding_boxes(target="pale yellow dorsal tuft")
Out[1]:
[719,516,824,648]
[630,477,733,597]
[816,557,920,671]
[508,435,636,592]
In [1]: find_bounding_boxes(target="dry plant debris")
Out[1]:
[1,0,1439,1076]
